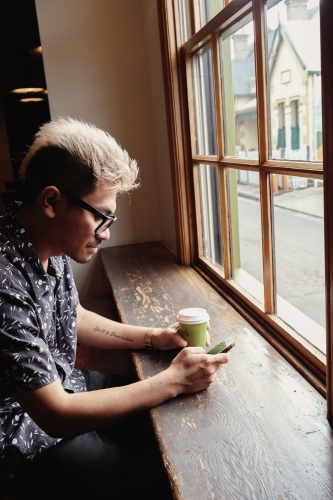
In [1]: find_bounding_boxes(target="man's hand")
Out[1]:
[151,323,186,350]
[168,346,229,393]
[152,322,211,350]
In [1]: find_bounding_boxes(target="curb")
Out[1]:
[238,192,324,220]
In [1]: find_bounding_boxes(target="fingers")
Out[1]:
[166,322,186,347]
[180,346,205,354]
[212,352,230,365]
[205,329,211,347]
[174,333,187,348]
[172,348,230,394]
[176,347,229,368]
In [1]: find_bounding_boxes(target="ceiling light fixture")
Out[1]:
[29,46,42,55]
[11,87,45,94]
[20,97,44,103]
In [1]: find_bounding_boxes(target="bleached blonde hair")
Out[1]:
[19,117,139,203]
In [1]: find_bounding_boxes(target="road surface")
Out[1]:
[237,196,325,328]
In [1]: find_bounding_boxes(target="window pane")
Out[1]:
[220,12,258,158]
[229,169,263,303]
[198,164,223,267]
[178,0,192,43]
[191,44,217,155]
[273,175,325,352]
[198,0,224,28]
[178,0,225,41]
[266,0,322,161]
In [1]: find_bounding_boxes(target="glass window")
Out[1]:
[230,169,263,303]
[290,99,300,150]
[266,0,322,161]
[172,0,329,397]
[191,44,217,155]
[220,13,259,158]
[179,0,192,43]
[179,0,225,42]
[276,102,286,151]
[198,0,224,27]
[273,175,325,352]
[197,164,223,267]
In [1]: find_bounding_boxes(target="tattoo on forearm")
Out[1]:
[93,325,133,342]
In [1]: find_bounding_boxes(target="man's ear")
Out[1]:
[40,186,62,218]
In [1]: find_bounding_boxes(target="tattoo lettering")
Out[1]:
[93,325,133,342]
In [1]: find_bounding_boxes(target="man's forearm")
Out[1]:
[14,348,229,439]
[76,304,156,350]
[15,369,180,438]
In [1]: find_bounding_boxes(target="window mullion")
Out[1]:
[211,33,224,160]
[219,165,231,278]
[252,0,269,178]
[192,0,201,33]
[211,32,231,278]
[185,53,197,158]
[259,171,274,313]
[320,0,333,424]
[253,0,274,313]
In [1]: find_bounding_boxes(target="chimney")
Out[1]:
[284,0,309,21]
[232,33,250,59]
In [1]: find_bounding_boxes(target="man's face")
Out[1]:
[59,180,117,264]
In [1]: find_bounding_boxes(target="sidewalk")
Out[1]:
[237,183,324,218]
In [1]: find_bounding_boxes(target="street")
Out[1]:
[238,196,325,327]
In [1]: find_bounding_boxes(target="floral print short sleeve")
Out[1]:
[0,203,86,493]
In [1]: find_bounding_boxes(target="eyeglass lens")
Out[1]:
[95,218,116,234]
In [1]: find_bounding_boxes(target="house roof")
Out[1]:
[236,97,257,114]
[231,28,276,97]
[232,5,320,99]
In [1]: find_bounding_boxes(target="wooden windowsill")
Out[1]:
[100,241,333,500]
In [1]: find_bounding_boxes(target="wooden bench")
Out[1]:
[100,241,333,500]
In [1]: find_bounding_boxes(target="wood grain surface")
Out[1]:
[101,242,333,500]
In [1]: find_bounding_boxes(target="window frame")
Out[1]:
[157,0,333,424]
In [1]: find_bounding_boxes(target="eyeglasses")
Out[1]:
[60,188,117,234]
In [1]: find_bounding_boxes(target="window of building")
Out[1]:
[290,99,300,150]
[158,0,333,422]
[277,102,286,150]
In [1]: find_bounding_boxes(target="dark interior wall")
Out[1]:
[0,0,50,205]
[2,96,50,182]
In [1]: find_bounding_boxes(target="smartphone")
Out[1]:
[207,337,235,354]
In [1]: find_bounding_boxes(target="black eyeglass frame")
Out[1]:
[59,188,117,234]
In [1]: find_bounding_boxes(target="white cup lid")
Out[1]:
[177,307,209,324]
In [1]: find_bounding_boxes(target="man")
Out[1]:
[0,117,230,499]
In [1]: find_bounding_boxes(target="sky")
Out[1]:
[267,0,319,30]
[233,0,320,48]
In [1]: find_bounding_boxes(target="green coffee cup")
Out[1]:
[177,307,209,348]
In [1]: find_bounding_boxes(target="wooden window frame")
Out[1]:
[157,0,333,424]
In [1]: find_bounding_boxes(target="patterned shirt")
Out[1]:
[0,202,86,493]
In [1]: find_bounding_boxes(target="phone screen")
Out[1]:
[207,337,235,354]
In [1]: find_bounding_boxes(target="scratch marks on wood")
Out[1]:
[215,368,228,384]
[181,417,197,429]
[135,286,152,306]
[133,285,175,324]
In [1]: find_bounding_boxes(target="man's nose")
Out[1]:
[97,227,110,241]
